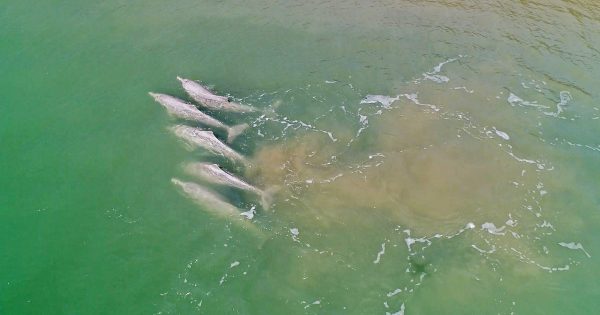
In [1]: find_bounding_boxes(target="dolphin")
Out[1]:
[149,92,248,143]
[184,162,277,210]
[170,125,250,167]
[177,76,258,113]
[171,178,262,234]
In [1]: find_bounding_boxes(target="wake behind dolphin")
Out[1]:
[149,92,248,143]
[177,76,258,113]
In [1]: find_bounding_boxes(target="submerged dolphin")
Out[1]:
[177,76,258,113]
[170,125,249,167]
[184,162,276,210]
[149,92,248,143]
[171,178,261,234]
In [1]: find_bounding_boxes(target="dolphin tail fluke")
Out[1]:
[227,123,250,143]
[260,186,280,210]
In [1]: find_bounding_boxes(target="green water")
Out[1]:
[2,0,600,314]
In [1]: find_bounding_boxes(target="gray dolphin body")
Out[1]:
[149,92,248,143]
[171,178,261,234]
[177,76,258,113]
[170,125,249,167]
[184,162,275,210]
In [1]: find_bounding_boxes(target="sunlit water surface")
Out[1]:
[2,0,600,314]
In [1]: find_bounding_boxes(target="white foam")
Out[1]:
[387,288,402,297]
[373,242,386,264]
[545,91,572,117]
[319,173,344,184]
[423,74,449,83]
[432,58,458,73]
[356,114,369,137]
[401,93,440,111]
[219,273,227,285]
[452,86,474,93]
[386,303,405,315]
[481,222,506,235]
[303,300,321,309]
[559,91,572,106]
[472,244,496,254]
[324,131,337,142]
[419,57,460,83]
[558,242,591,258]
[404,238,415,250]
[506,150,547,170]
[494,129,510,140]
[360,94,400,108]
[369,153,385,159]
[240,206,256,220]
[290,228,300,242]
[507,93,549,109]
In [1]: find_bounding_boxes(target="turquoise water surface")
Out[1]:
[2,1,600,314]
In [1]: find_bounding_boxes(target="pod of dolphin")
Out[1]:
[150,77,273,232]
